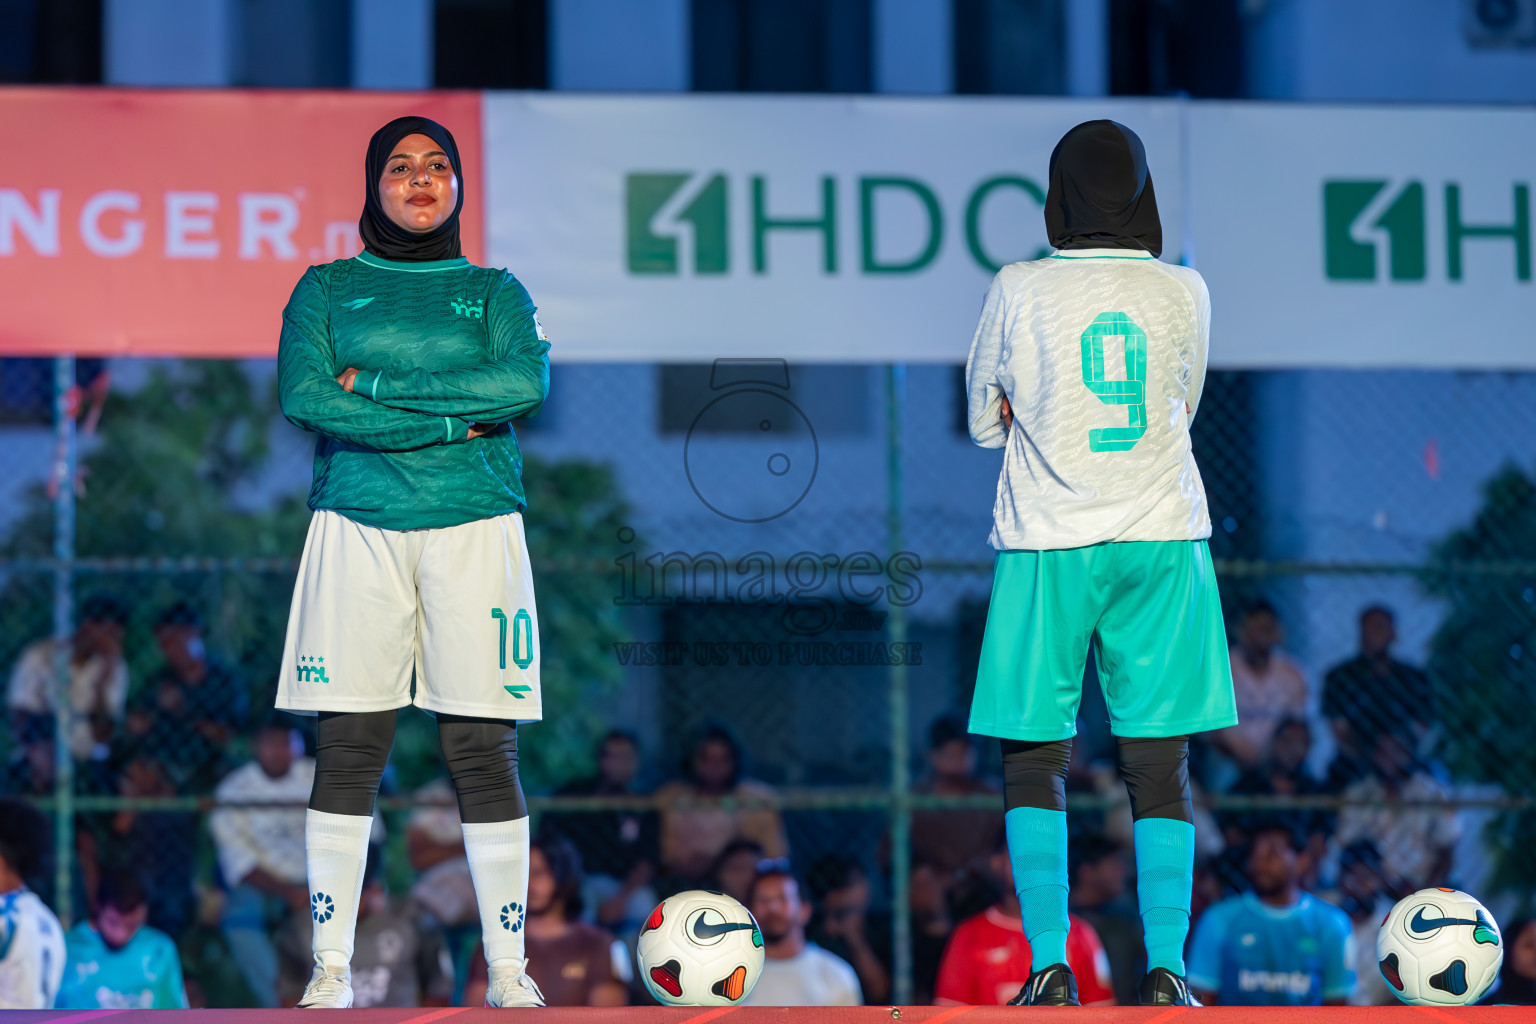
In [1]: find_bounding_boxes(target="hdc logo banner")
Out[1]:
[1324,179,1529,283]
[484,94,1182,363]
[0,88,482,357]
[1188,104,1533,369]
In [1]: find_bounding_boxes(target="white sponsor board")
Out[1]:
[484,95,1534,368]
[1187,103,1536,369]
[484,94,1182,363]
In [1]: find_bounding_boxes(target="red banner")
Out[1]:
[0,88,483,357]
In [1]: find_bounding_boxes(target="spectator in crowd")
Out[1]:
[1334,727,1459,890]
[7,594,130,762]
[2,716,55,796]
[1187,820,1354,1006]
[655,725,787,884]
[405,774,478,932]
[1224,715,1331,884]
[209,717,315,1008]
[935,832,1114,1006]
[0,796,65,1009]
[1332,840,1397,1006]
[706,839,767,906]
[57,870,188,1008]
[285,852,452,1008]
[806,855,891,1004]
[465,835,629,1007]
[76,752,198,936]
[1322,605,1435,789]
[1068,833,1142,1007]
[910,713,1001,883]
[139,602,250,792]
[1491,918,1536,1005]
[1213,600,1309,774]
[742,861,861,1006]
[541,730,659,934]
[906,855,957,1005]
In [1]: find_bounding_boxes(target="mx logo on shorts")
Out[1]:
[296,655,330,683]
[500,902,524,932]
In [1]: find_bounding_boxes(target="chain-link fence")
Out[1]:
[3,356,1534,1006]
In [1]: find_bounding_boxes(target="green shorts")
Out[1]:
[968,539,1237,742]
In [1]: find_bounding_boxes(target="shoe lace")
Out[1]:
[489,964,545,1006]
[302,968,349,1003]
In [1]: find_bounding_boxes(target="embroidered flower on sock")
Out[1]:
[499,901,524,932]
[311,892,334,923]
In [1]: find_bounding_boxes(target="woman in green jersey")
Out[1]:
[273,116,550,1008]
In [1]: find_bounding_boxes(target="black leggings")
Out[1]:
[308,710,527,823]
[1000,735,1193,824]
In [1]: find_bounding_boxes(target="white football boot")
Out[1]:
[484,959,546,1007]
[296,959,353,1009]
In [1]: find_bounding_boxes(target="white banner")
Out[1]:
[485,94,1182,363]
[485,95,1534,368]
[1187,103,1536,369]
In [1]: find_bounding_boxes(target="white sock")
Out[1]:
[305,808,373,970]
[462,817,530,968]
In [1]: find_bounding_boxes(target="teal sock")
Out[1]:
[1134,816,1196,975]
[1004,806,1069,970]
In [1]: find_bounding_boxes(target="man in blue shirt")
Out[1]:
[1187,820,1354,1006]
[57,871,187,1008]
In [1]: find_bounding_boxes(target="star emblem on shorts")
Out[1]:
[500,902,523,932]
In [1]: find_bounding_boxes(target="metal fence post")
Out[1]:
[885,363,912,1005]
[52,353,77,926]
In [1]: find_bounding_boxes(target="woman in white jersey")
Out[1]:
[963,120,1237,1007]
[0,798,65,1009]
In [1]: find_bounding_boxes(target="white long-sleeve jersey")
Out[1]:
[965,248,1212,551]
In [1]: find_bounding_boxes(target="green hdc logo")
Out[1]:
[625,172,1050,276]
[1323,180,1531,282]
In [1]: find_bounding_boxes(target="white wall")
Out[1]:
[874,0,953,93]
[1247,0,1536,102]
[352,0,433,90]
[550,0,690,91]
[104,0,234,85]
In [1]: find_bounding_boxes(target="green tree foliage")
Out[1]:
[1,361,634,788]
[1422,463,1536,897]
[0,361,309,690]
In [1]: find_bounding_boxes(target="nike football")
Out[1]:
[637,890,765,1006]
[1377,887,1502,1005]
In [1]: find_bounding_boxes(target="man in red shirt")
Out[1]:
[935,841,1115,1006]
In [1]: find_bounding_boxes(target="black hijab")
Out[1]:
[360,115,464,262]
[1044,120,1162,258]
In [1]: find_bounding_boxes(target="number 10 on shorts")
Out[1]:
[491,607,535,692]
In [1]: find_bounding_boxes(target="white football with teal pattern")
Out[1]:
[1377,888,1502,1005]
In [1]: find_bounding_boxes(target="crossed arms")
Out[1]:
[278,267,550,452]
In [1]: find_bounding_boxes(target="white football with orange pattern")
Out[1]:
[637,890,765,1006]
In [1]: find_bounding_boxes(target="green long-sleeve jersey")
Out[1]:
[277,250,551,531]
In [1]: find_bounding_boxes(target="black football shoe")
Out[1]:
[1006,963,1080,1006]
[1139,967,1203,1006]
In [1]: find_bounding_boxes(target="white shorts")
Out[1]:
[276,510,542,721]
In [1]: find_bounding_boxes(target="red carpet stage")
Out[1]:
[4,1008,1529,1023]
